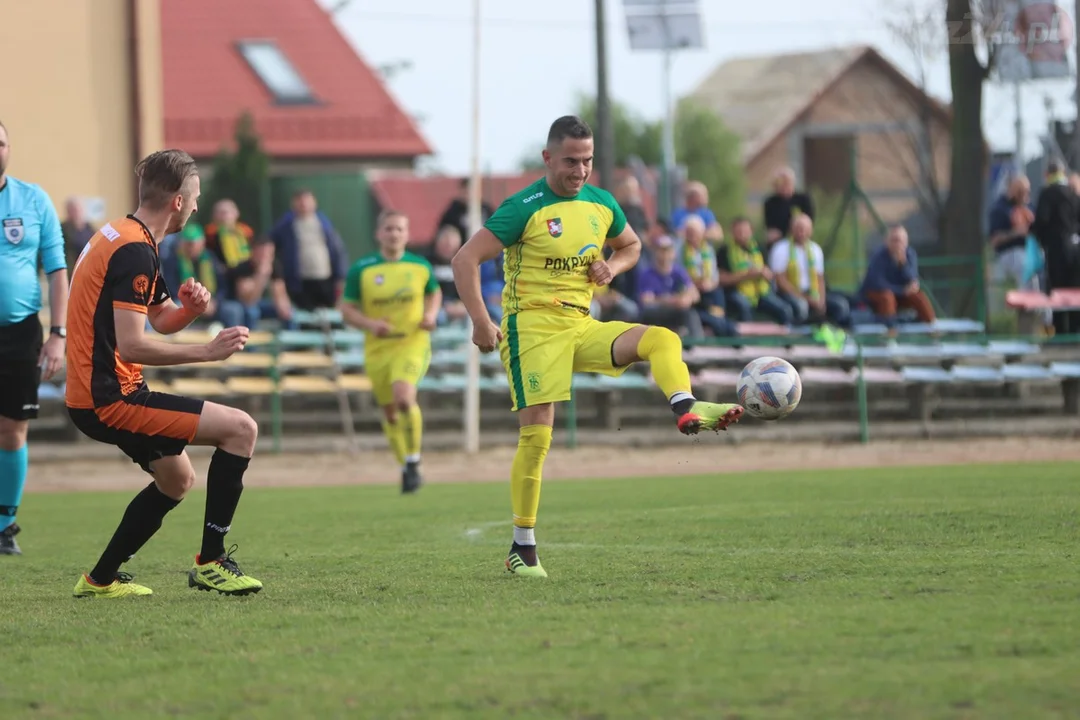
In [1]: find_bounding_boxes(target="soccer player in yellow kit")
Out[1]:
[452,116,744,577]
[340,210,440,493]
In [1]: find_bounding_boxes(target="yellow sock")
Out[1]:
[511,424,552,529]
[636,326,694,401]
[401,404,423,460]
[381,416,407,466]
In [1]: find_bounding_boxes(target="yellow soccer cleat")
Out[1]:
[73,572,153,598]
[188,545,263,596]
[676,402,744,435]
[506,545,548,578]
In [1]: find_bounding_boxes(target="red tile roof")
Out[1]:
[160,0,431,160]
[369,170,658,247]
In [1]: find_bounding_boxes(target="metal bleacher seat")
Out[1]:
[1001,364,1057,381]
[799,367,856,386]
[1049,362,1080,378]
[901,366,952,383]
[950,365,1004,383]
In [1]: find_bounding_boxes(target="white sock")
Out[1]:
[669,391,695,407]
[405,454,420,464]
[513,526,536,546]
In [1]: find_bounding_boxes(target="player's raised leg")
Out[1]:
[186,401,262,596]
[507,403,554,578]
[612,325,743,434]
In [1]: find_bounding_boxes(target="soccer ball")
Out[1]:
[736,356,802,421]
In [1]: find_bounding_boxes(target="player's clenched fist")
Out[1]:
[178,276,212,316]
[203,326,249,361]
[472,319,503,354]
[588,260,614,287]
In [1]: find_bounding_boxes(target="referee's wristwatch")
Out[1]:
[50,326,66,339]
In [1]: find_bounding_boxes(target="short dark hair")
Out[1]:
[135,149,198,209]
[293,188,314,200]
[731,216,751,226]
[1048,158,1066,175]
[547,115,593,147]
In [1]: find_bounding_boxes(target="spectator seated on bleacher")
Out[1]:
[159,221,234,326]
[769,214,851,330]
[591,282,639,323]
[427,225,470,326]
[636,235,705,338]
[680,215,737,337]
[717,216,793,325]
[204,199,280,328]
[860,224,936,336]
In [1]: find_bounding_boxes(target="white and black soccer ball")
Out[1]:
[736,356,802,421]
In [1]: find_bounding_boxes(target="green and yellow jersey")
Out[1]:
[342,251,439,351]
[484,178,627,317]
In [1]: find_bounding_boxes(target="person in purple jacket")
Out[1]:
[860,225,936,335]
[636,235,704,337]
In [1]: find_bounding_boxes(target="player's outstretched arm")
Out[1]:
[451,229,504,352]
[420,286,442,330]
[114,308,247,365]
[451,228,503,324]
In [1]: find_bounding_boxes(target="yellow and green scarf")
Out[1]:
[787,240,820,300]
[216,226,252,268]
[726,239,770,305]
[682,242,716,284]
[178,251,218,295]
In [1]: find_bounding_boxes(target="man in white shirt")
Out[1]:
[768,214,850,328]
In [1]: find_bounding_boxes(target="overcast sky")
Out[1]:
[322,0,1078,175]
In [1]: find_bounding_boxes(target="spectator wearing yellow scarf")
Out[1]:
[767,214,851,332]
[718,218,793,325]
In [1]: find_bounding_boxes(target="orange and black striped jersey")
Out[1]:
[65,215,171,409]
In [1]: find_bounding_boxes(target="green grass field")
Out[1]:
[2,462,1079,719]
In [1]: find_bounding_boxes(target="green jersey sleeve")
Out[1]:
[606,197,628,238]
[342,262,362,303]
[485,196,530,248]
[422,258,439,294]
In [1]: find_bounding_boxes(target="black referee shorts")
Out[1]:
[0,314,43,421]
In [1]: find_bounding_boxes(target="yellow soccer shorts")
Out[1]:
[500,310,637,411]
[366,335,432,407]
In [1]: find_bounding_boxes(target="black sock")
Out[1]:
[511,542,538,566]
[199,449,250,562]
[671,398,696,417]
[89,483,180,584]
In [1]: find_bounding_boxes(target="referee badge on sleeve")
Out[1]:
[3,218,24,245]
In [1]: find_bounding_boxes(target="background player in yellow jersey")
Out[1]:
[340,210,440,493]
[452,116,744,577]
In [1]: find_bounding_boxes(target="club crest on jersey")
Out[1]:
[132,274,150,302]
[547,218,563,238]
[3,218,25,245]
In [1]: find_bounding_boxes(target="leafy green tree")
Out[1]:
[520,95,745,224]
[198,113,271,234]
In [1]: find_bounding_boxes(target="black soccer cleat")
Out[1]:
[402,461,422,494]
[0,523,22,556]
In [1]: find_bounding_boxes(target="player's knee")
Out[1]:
[230,411,258,456]
[0,417,28,451]
[154,462,196,499]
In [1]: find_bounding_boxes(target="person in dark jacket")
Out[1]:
[1032,160,1080,334]
[269,189,349,315]
[860,225,935,336]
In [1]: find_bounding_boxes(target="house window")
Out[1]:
[237,40,315,104]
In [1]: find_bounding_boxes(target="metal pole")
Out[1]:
[1074,0,1080,166]
[1014,81,1024,170]
[661,46,676,220]
[856,339,869,444]
[595,0,614,192]
[464,0,482,454]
